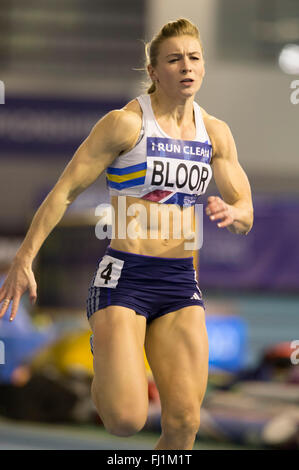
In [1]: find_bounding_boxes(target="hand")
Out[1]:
[205,196,235,229]
[0,260,37,322]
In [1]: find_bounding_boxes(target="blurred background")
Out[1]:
[0,0,298,450]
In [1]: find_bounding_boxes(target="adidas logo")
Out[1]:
[190,292,201,300]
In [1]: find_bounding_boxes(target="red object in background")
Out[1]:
[265,342,294,360]
[148,380,160,403]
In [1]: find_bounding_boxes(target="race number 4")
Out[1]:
[93,255,124,288]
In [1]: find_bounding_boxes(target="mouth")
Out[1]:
[180,78,194,84]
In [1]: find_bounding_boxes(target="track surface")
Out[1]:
[0,419,256,450]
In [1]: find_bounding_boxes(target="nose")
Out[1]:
[181,57,192,74]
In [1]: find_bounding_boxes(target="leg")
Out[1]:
[89,306,148,437]
[145,306,209,450]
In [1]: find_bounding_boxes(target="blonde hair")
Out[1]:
[145,18,204,94]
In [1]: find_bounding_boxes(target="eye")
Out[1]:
[191,56,200,60]
[168,58,179,63]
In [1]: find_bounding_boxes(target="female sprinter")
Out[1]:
[0,19,253,450]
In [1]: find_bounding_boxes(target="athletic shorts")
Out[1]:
[86,246,204,324]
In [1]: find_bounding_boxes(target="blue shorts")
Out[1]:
[86,246,204,324]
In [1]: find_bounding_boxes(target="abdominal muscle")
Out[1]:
[109,195,197,258]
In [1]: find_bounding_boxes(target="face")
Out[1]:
[148,35,205,99]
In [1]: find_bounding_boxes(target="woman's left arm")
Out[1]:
[206,118,254,235]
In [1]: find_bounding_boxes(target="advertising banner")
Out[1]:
[199,196,299,291]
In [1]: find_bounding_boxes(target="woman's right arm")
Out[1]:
[0,108,142,321]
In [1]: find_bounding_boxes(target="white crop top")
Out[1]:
[106,94,213,206]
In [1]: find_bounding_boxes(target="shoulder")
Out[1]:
[90,98,143,151]
[113,98,143,133]
[199,106,235,159]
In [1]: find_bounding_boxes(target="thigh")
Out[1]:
[89,306,148,414]
[144,306,209,417]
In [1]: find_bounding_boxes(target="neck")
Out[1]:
[150,90,195,126]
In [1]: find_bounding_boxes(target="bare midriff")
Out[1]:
[109,195,197,258]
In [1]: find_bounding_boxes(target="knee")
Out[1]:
[104,409,147,437]
[161,408,201,440]
[90,381,147,437]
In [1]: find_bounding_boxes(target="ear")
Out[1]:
[147,64,158,82]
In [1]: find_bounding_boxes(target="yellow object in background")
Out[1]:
[31,329,154,378]
[31,330,94,376]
